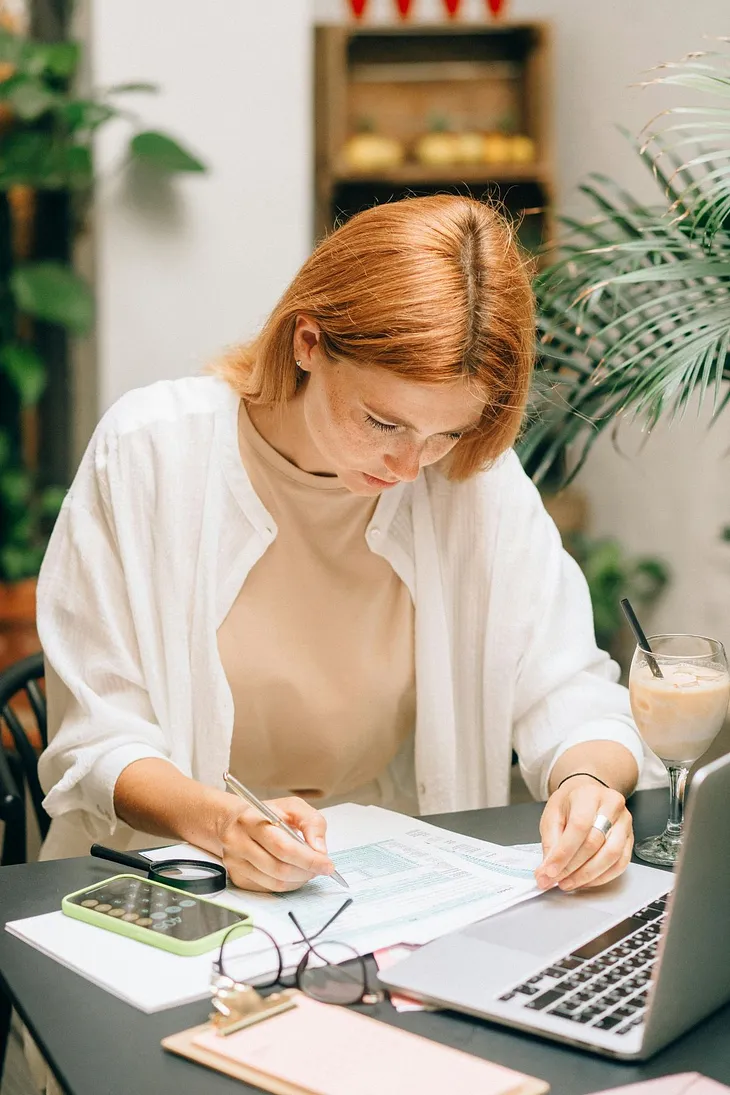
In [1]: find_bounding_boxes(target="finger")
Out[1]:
[555,794,628,882]
[540,795,603,879]
[277,797,329,854]
[535,802,568,889]
[538,797,566,860]
[542,789,625,880]
[225,855,309,894]
[221,806,331,880]
[253,814,333,875]
[571,835,634,891]
[239,832,320,886]
[556,827,609,882]
[559,819,633,891]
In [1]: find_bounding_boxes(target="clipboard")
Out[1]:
[162,990,549,1095]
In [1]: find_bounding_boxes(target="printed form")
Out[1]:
[147,804,546,978]
[6,805,547,1011]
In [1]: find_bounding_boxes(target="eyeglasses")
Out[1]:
[211,898,383,1012]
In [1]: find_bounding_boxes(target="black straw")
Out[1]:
[620,598,664,679]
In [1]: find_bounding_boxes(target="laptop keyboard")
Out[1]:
[497,893,669,1036]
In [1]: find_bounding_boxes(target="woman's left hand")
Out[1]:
[535,775,634,892]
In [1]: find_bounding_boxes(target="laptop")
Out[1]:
[379,751,730,1059]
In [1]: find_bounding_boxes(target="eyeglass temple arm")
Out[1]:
[288,897,353,944]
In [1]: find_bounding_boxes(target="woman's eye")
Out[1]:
[447,432,463,442]
[365,414,399,433]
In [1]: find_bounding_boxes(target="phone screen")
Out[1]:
[66,876,247,941]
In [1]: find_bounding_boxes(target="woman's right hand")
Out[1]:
[216,795,335,892]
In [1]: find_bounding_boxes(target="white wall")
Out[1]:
[90,0,313,410]
[91,0,730,644]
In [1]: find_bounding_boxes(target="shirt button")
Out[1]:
[265,526,274,537]
[369,528,380,539]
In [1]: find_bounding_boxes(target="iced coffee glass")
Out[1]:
[629,634,730,866]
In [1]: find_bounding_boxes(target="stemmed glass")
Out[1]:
[629,634,730,866]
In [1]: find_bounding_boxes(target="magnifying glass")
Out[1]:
[90,843,228,895]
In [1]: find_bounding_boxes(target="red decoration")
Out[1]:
[486,0,508,14]
[347,0,368,18]
[442,0,462,15]
[395,0,414,18]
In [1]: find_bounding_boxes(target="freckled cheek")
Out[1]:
[420,437,457,466]
[327,413,379,464]
[314,397,362,459]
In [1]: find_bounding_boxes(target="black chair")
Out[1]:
[0,651,49,1084]
[0,652,49,867]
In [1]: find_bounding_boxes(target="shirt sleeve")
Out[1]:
[509,472,667,802]
[37,424,176,835]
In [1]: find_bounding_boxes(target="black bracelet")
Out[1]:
[557,771,610,791]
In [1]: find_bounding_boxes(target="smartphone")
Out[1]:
[62,874,252,956]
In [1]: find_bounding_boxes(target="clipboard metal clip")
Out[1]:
[210,978,298,1037]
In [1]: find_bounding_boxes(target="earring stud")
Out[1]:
[295,359,302,368]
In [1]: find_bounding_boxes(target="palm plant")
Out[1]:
[519,43,730,488]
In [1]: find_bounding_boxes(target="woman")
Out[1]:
[37,195,663,896]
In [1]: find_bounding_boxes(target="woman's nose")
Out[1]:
[384,448,421,482]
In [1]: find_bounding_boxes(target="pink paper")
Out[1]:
[193,993,544,1095]
[592,1074,729,1095]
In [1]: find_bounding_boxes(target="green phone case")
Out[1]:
[61,874,253,957]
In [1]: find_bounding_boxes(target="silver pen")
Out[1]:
[223,770,349,889]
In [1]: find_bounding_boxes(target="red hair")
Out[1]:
[212,195,535,479]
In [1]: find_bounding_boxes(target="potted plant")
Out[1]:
[0,14,205,670]
[519,43,730,486]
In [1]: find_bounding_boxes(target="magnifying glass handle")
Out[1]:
[90,843,150,873]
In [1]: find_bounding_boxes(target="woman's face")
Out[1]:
[295,320,486,497]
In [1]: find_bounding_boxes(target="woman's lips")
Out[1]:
[361,472,398,488]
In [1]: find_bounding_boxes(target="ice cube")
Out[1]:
[672,671,699,688]
[692,667,721,682]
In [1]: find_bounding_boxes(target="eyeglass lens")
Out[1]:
[216,906,371,1007]
[218,924,283,989]
[297,941,366,1005]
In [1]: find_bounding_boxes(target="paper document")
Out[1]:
[146,804,545,957]
[6,804,546,1012]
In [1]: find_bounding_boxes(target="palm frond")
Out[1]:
[522,42,730,485]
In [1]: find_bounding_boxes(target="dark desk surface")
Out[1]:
[1,790,728,1095]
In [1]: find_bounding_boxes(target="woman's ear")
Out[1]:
[293,315,322,373]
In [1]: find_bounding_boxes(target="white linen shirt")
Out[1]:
[36,376,664,858]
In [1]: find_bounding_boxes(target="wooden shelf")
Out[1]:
[314,23,554,247]
[350,60,521,83]
[332,162,551,186]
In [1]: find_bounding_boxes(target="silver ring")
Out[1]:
[592,813,613,839]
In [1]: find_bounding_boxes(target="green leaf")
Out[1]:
[21,41,80,80]
[0,131,59,187]
[106,82,158,95]
[11,262,94,333]
[6,76,59,120]
[0,468,32,509]
[721,525,730,543]
[0,430,10,467]
[64,144,93,188]
[0,544,44,582]
[39,484,67,518]
[7,512,32,546]
[61,98,118,133]
[0,344,47,406]
[129,130,206,174]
